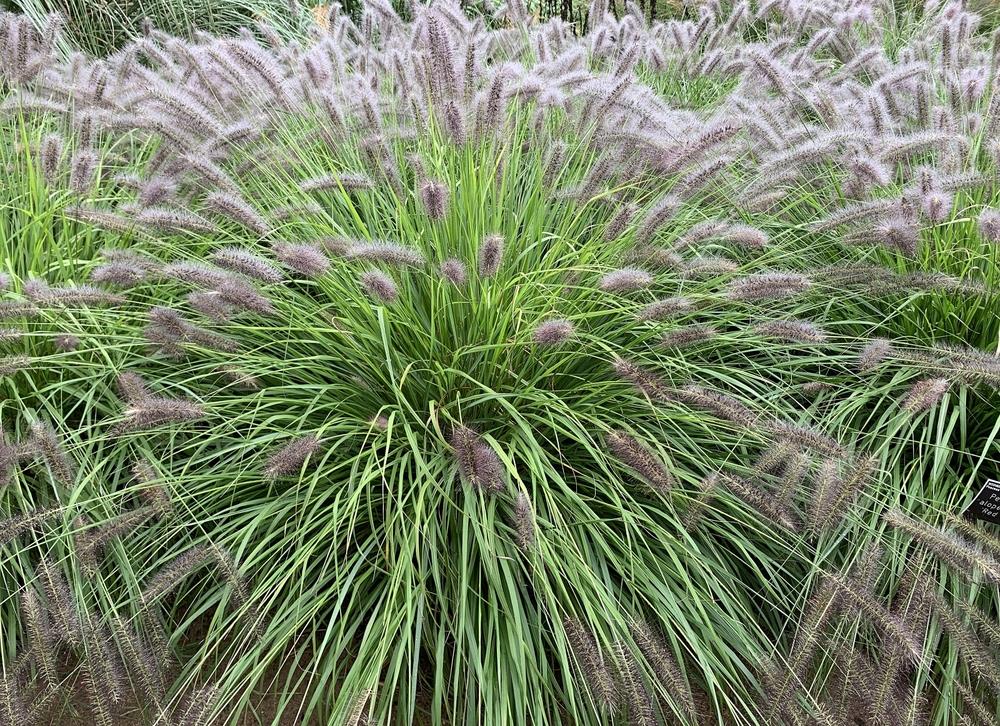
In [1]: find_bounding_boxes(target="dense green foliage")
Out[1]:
[3,0,311,55]
[1,0,999,724]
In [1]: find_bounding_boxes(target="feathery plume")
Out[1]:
[133,460,173,517]
[111,615,164,706]
[205,191,270,235]
[665,384,758,427]
[612,358,672,402]
[177,684,220,726]
[162,262,235,289]
[344,688,371,726]
[858,338,893,372]
[721,224,769,249]
[823,572,922,662]
[954,680,997,726]
[532,318,574,346]
[146,306,237,354]
[811,454,876,533]
[263,435,322,479]
[606,430,673,495]
[477,234,504,277]
[418,179,449,221]
[599,267,653,293]
[37,556,81,644]
[117,371,150,402]
[216,366,261,391]
[140,544,216,608]
[951,594,1000,653]
[21,587,58,687]
[28,420,75,484]
[216,278,276,316]
[727,273,811,301]
[271,242,329,278]
[638,297,693,321]
[69,149,99,195]
[752,441,798,477]
[116,395,206,434]
[0,430,24,489]
[660,324,717,349]
[721,473,799,531]
[1,355,32,375]
[450,424,505,495]
[440,258,467,286]
[90,261,148,288]
[0,301,39,320]
[943,514,1000,562]
[774,450,810,507]
[977,207,1000,243]
[82,617,125,721]
[39,133,63,184]
[135,207,217,234]
[542,141,567,187]
[346,242,424,267]
[563,618,619,712]
[765,421,843,456]
[753,319,827,344]
[885,510,1000,585]
[187,291,232,322]
[765,578,840,722]
[213,546,264,640]
[616,641,654,726]
[630,620,696,720]
[0,507,64,546]
[636,194,681,245]
[300,173,374,193]
[873,214,920,256]
[919,583,1000,690]
[921,191,952,224]
[900,377,950,414]
[605,203,637,242]
[360,270,399,303]
[52,333,79,352]
[0,327,22,344]
[0,673,28,725]
[24,280,124,307]
[76,507,157,576]
[511,491,535,551]
[210,247,285,283]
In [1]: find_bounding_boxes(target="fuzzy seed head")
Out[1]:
[450,424,505,495]
[271,242,329,278]
[440,258,468,286]
[978,207,1000,243]
[858,338,893,372]
[599,267,653,293]
[477,234,504,277]
[263,434,322,479]
[606,430,673,495]
[347,242,425,267]
[211,247,285,283]
[901,377,950,413]
[531,318,575,346]
[360,270,399,303]
[418,179,449,221]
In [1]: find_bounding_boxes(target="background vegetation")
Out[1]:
[1,0,999,724]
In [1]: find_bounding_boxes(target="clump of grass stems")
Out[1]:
[0,1,999,724]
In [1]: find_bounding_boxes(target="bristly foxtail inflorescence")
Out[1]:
[1,0,1000,724]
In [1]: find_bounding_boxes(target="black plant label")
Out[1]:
[964,479,1000,525]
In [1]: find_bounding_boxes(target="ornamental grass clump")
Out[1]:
[1,0,999,724]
